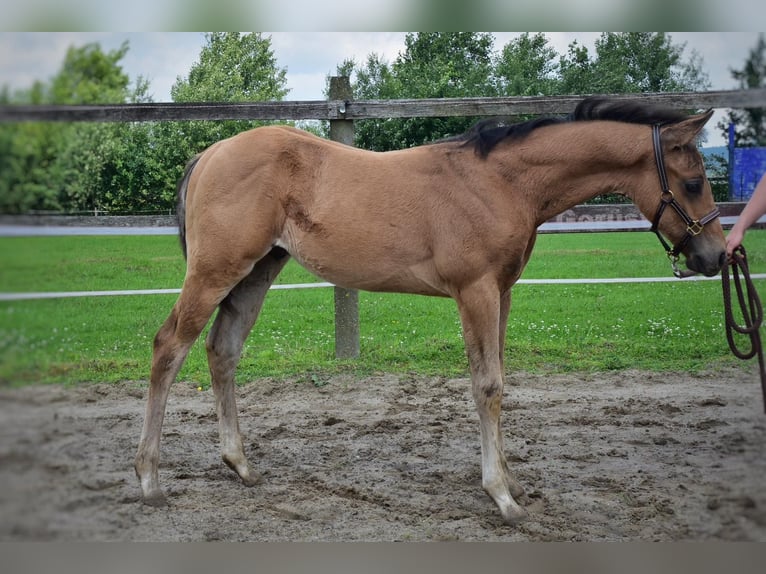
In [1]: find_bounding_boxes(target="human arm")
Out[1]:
[726,172,766,256]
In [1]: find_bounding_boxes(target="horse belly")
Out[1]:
[276,228,447,296]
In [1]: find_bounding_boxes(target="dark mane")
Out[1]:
[454,96,691,158]
[445,116,567,158]
[572,96,689,125]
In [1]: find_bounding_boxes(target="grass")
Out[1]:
[1,231,765,386]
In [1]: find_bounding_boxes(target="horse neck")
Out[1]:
[495,122,653,226]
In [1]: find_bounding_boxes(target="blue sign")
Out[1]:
[728,123,766,201]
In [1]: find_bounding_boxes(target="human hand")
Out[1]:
[725,228,745,260]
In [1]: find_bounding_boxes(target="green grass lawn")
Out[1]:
[1,230,764,386]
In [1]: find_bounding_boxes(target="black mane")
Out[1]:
[454,96,691,158]
[572,96,689,125]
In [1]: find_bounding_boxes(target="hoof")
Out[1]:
[509,481,526,499]
[223,456,261,487]
[503,506,529,525]
[142,490,168,507]
[241,473,262,487]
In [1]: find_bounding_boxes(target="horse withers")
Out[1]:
[135,96,725,525]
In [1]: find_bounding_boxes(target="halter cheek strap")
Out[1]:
[649,124,720,277]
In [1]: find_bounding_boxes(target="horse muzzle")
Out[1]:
[684,248,727,278]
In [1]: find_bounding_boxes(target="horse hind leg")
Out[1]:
[205,248,290,488]
[135,275,229,506]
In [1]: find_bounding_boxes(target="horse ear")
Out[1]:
[661,108,714,147]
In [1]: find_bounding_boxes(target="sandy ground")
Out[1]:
[1,367,765,541]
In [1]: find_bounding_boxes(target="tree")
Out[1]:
[338,33,496,151]
[1,34,290,215]
[494,33,559,96]
[718,33,766,147]
[0,120,64,213]
[169,32,288,152]
[558,33,709,95]
[0,41,143,213]
[339,32,709,153]
[98,33,291,214]
[173,33,287,103]
[50,41,131,104]
[557,40,594,95]
[49,42,153,213]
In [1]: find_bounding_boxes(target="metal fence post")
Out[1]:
[328,76,360,359]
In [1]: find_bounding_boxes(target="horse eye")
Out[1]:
[684,179,703,195]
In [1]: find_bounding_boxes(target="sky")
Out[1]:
[0,32,763,146]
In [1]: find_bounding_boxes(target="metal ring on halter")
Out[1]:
[660,189,674,201]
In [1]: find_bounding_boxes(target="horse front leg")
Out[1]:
[457,282,527,525]
[498,288,525,500]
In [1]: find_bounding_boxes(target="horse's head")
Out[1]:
[638,109,726,278]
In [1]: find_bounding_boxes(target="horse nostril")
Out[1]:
[718,251,726,268]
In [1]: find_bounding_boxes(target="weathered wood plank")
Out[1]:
[328,77,361,360]
[347,89,766,118]
[2,89,765,123]
[0,101,341,123]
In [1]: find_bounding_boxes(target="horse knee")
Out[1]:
[473,379,503,414]
[479,379,503,400]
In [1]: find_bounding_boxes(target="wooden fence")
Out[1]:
[2,88,766,123]
[3,84,766,358]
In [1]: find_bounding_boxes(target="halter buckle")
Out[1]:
[686,220,704,236]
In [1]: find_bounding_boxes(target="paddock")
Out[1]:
[2,198,765,541]
[1,367,764,541]
[2,88,765,540]
[1,231,764,540]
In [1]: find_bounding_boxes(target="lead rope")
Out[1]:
[721,245,766,413]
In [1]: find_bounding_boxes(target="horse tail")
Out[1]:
[176,154,202,260]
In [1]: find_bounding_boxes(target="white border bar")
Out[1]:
[2,276,764,302]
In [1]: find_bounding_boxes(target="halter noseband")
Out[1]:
[649,124,720,278]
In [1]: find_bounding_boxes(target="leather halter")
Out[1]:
[649,124,720,278]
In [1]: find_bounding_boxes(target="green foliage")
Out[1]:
[50,41,131,104]
[173,33,288,103]
[718,33,766,147]
[0,41,151,213]
[705,152,731,202]
[0,122,65,212]
[494,33,559,97]
[0,34,288,215]
[559,33,710,94]
[340,32,710,153]
[168,32,289,160]
[344,33,497,151]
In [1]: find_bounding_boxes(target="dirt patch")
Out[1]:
[1,367,765,541]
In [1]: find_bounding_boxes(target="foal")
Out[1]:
[135,97,725,524]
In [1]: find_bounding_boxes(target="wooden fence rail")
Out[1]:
[2,88,766,123]
[3,85,766,359]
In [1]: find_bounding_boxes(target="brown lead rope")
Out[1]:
[721,245,766,413]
